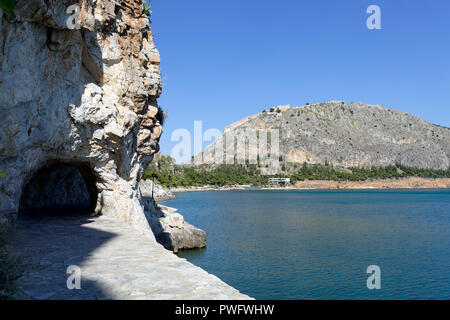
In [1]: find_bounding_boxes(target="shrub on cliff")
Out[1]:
[143,0,152,24]
[156,107,168,126]
[0,0,17,21]
[0,223,23,300]
[144,2,152,17]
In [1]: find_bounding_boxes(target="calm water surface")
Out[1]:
[163,190,450,299]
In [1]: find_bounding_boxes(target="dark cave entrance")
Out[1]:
[19,162,98,217]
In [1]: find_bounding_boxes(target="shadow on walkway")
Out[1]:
[12,212,118,300]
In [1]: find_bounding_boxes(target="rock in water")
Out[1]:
[0,1,163,237]
[140,180,175,202]
[143,198,207,252]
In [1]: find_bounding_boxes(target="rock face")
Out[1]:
[0,1,163,236]
[143,197,207,253]
[197,102,450,170]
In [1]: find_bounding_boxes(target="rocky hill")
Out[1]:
[197,102,450,171]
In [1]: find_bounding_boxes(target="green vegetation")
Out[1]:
[144,1,152,20]
[156,107,168,126]
[144,5,152,17]
[144,155,450,188]
[0,222,23,300]
[290,163,450,183]
[144,163,267,188]
[0,169,5,178]
[141,1,153,35]
[0,0,17,21]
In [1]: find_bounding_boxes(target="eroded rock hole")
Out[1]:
[19,163,98,216]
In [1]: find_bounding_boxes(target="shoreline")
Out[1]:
[166,177,450,195]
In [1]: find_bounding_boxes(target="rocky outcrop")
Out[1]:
[140,180,175,201]
[197,102,450,171]
[143,197,207,253]
[140,180,207,252]
[0,1,162,236]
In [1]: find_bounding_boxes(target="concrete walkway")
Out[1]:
[11,214,251,300]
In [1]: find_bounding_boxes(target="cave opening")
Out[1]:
[19,162,98,217]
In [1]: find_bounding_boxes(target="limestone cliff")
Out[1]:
[0,1,162,236]
[197,102,450,171]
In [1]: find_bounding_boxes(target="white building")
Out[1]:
[268,178,291,186]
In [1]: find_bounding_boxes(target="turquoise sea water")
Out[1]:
[163,190,450,300]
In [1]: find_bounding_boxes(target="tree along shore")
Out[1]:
[144,158,450,189]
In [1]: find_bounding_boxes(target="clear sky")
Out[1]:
[148,0,450,157]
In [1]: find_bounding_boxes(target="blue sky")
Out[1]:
[148,0,450,157]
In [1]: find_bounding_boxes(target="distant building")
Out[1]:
[276,104,291,111]
[268,178,291,186]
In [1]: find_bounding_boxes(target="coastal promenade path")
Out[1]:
[11,214,250,300]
